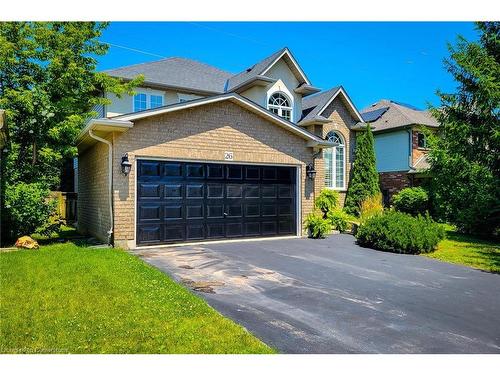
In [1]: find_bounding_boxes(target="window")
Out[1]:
[268,92,292,121]
[324,131,345,189]
[133,93,147,112]
[150,95,163,109]
[417,132,427,148]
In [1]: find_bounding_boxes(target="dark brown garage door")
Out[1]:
[136,160,297,246]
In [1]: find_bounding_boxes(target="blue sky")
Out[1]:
[97,22,478,110]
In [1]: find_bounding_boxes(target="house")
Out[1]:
[360,99,439,204]
[76,47,366,248]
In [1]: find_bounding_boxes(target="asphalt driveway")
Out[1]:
[134,234,500,353]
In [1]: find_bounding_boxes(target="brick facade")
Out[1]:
[110,101,317,248]
[412,128,428,165]
[379,171,412,205]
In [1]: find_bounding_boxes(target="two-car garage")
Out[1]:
[136,160,298,246]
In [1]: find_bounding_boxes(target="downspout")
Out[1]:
[88,129,114,246]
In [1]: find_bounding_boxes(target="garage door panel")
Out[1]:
[137,160,296,245]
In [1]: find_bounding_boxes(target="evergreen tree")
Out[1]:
[429,22,500,237]
[344,125,380,216]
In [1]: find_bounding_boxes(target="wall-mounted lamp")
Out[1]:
[121,153,132,176]
[306,163,316,180]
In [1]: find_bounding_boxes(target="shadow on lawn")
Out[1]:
[31,225,105,248]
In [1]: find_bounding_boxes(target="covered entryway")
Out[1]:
[136,160,297,246]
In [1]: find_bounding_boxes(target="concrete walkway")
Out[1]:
[134,234,500,353]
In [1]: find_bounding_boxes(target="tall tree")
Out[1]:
[344,125,380,216]
[0,22,142,188]
[429,22,500,237]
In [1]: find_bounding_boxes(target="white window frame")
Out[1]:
[324,131,346,191]
[267,91,293,121]
[133,92,164,112]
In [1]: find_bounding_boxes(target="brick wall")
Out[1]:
[412,129,427,165]
[379,171,412,204]
[312,96,357,207]
[111,101,316,249]
[77,139,111,242]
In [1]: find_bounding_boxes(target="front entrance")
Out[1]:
[136,160,297,246]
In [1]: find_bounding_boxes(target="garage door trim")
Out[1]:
[133,156,302,247]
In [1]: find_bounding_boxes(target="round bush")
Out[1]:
[355,211,445,254]
[327,209,353,232]
[4,182,57,238]
[392,187,429,216]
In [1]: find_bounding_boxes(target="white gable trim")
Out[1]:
[101,93,332,147]
[317,87,364,123]
[260,49,311,86]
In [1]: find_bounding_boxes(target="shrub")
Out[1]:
[392,187,429,216]
[344,125,380,216]
[327,209,354,232]
[359,193,384,222]
[4,182,59,239]
[315,189,339,218]
[305,212,331,239]
[356,211,445,254]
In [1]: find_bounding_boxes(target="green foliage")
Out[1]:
[327,209,354,232]
[392,187,429,216]
[428,22,500,237]
[356,211,446,254]
[0,22,143,188]
[344,125,380,216]
[359,193,384,222]
[314,189,339,218]
[305,212,331,239]
[4,182,59,238]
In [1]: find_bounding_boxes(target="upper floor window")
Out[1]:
[268,92,292,121]
[417,132,427,148]
[324,131,345,190]
[150,95,163,109]
[133,93,164,112]
[133,93,147,111]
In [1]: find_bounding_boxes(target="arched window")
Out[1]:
[268,92,292,121]
[324,131,345,189]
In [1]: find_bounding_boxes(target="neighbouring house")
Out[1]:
[76,47,366,248]
[360,100,439,205]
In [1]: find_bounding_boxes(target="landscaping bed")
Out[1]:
[0,241,275,354]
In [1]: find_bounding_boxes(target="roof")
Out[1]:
[104,57,233,94]
[78,93,336,150]
[360,99,439,132]
[299,86,364,125]
[410,154,431,173]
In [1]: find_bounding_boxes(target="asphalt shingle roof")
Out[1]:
[299,86,341,124]
[103,57,234,94]
[360,99,439,132]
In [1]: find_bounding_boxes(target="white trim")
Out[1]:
[267,91,293,122]
[324,131,346,191]
[260,49,311,85]
[113,93,327,146]
[317,87,364,123]
[133,156,303,248]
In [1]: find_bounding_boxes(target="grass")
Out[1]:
[423,228,500,273]
[0,240,275,354]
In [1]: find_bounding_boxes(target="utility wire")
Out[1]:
[101,41,167,59]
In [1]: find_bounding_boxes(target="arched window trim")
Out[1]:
[324,131,346,190]
[267,91,293,121]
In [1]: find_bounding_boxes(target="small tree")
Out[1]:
[344,125,380,216]
[428,22,500,236]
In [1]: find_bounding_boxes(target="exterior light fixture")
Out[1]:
[121,153,132,176]
[306,163,316,180]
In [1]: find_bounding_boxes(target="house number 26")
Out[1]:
[224,151,234,161]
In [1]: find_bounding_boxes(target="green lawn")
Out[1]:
[0,242,275,354]
[423,230,500,273]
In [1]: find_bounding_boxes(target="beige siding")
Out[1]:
[77,140,111,242]
[111,101,316,249]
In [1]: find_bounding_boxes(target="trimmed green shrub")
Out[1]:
[392,187,429,216]
[4,182,59,239]
[344,125,380,216]
[327,209,354,232]
[305,212,331,239]
[356,211,445,254]
[315,189,339,218]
